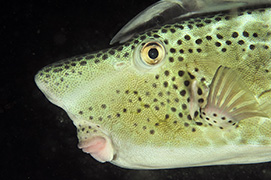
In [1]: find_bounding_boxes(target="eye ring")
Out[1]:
[140,41,165,65]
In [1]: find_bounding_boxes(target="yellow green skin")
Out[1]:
[35,7,271,169]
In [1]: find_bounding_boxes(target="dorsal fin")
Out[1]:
[110,0,269,44]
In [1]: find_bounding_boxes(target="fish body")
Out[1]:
[35,2,271,169]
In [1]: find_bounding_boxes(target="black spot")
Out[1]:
[243,31,249,37]
[79,111,83,115]
[221,48,227,52]
[253,33,258,37]
[196,122,203,126]
[153,34,160,38]
[123,52,129,57]
[194,111,199,117]
[184,35,191,40]
[101,104,106,109]
[94,59,100,64]
[162,29,167,33]
[232,32,239,38]
[102,54,108,60]
[171,107,177,112]
[175,25,184,29]
[225,40,232,45]
[178,70,185,77]
[158,92,163,97]
[195,39,202,44]
[80,61,87,66]
[144,104,150,108]
[196,48,202,53]
[196,24,204,28]
[164,39,169,44]
[173,84,178,89]
[197,88,203,95]
[215,17,221,21]
[150,130,155,134]
[249,44,255,50]
[86,55,95,59]
[165,114,170,119]
[155,75,159,79]
[180,90,186,96]
[170,29,176,33]
[177,40,182,45]
[216,34,223,39]
[238,40,245,45]
[140,35,146,40]
[178,112,183,118]
[179,49,184,53]
[215,42,221,47]
[187,115,192,120]
[169,57,174,62]
[206,36,212,40]
[178,57,184,61]
[164,70,170,76]
[117,46,123,51]
[163,81,169,87]
[184,122,189,127]
[198,98,204,103]
[188,72,195,79]
[188,24,193,29]
[184,80,190,86]
[188,49,193,53]
[182,104,187,110]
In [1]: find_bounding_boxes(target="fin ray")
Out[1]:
[201,66,268,129]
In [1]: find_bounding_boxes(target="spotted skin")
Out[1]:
[35,6,271,169]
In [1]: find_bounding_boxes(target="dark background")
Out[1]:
[2,0,271,179]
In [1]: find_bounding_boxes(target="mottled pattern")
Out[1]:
[35,6,271,169]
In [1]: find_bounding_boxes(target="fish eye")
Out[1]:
[140,41,165,65]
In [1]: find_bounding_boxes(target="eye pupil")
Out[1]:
[148,48,159,59]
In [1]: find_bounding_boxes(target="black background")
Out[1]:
[2,0,271,179]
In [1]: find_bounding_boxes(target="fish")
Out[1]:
[35,0,271,169]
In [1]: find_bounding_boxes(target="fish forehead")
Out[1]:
[35,6,271,148]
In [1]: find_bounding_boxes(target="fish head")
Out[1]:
[35,30,199,163]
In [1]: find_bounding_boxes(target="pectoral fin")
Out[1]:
[201,66,268,129]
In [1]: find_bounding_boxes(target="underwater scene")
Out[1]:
[2,0,271,179]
